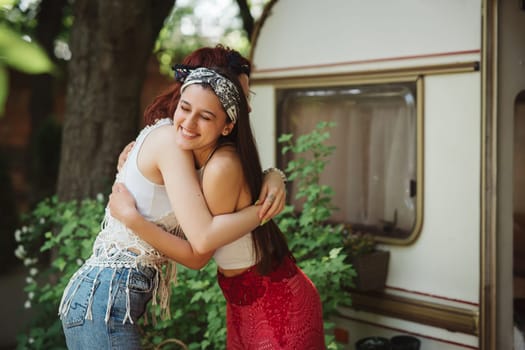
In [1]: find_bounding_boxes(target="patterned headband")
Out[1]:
[181,67,241,124]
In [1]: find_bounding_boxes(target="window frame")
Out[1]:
[275,76,424,245]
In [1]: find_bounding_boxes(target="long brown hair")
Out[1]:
[144,45,251,125]
[212,68,293,275]
[149,48,291,274]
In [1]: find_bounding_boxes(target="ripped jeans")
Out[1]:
[59,264,156,349]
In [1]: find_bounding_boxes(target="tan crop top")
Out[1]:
[198,145,258,270]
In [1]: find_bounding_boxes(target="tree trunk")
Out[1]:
[57,0,173,201]
[28,0,67,206]
[235,0,254,41]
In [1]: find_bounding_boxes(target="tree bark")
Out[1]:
[28,0,68,205]
[57,0,173,201]
[235,0,254,41]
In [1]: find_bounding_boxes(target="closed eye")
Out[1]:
[180,100,191,112]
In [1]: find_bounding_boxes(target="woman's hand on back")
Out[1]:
[257,170,286,223]
[108,182,141,227]
[117,141,135,172]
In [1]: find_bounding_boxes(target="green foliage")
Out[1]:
[1,0,41,34]
[141,263,227,349]
[277,121,356,348]
[342,231,377,260]
[0,24,55,115]
[154,3,251,76]
[14,121,354,349]
[0,65,6,115]
[13,195,231,349]
[0,24,55,74]
[14,196,105,349]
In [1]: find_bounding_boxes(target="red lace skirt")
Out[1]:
[217,256,326,349]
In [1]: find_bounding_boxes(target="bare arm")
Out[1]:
[117,139,286,222]
[112,139,213,268]
[113,139,213,268]
[109,184,212,269]
[157,131,261,254]
[111,125,262,256]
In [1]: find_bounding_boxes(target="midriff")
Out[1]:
[218,266,252,277]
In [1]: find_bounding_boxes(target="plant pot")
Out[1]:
[355,336,391,350]
[390,335,420,350]
[351,250,390,291]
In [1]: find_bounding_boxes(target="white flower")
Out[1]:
[39,218,45,224]
[22,226,28,233]
[14,230,22,242]
[76,259,83,266]
[28,338,34,344]
[26,276,34,284]
[28,292,34,300]
[29,267,38,276]
[14,245,26,259]
[97,193,104,202]
[24,300,31,309]
[23,258,33,266]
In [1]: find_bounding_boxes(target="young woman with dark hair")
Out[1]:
[118,44,286,220]
[142,45,253,126]
[109,67,326,349]
[58,47,287,350]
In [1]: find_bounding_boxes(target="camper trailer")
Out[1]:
[248,1,525,349]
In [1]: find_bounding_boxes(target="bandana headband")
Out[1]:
[180,67,241,124]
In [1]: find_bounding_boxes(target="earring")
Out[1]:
[222,130,229,136]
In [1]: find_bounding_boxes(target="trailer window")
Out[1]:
[277,82,419,241]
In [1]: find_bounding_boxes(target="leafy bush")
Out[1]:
[14,121,354,349]
[141,262,227,349]
[14,195,104,349]
[278,121,355,346]
[13,195,224,350]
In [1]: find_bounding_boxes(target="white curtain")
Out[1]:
[282,87,416,236]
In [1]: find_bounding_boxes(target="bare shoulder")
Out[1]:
[140,124,182,160]
[145,124,177,146]
[202,145,244,213]
[139,123,191,183]
[203,145,242,181]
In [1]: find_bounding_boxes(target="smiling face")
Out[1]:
[173,84,234,167]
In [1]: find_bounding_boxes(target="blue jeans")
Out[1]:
[60,265,155,349]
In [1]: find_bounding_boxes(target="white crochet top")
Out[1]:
[85,118,182,320]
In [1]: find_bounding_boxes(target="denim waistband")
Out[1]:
[58,260,175,326]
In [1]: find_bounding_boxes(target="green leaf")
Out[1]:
[0,25,55,74]
[278,133,293,142]
[0,0,16,7]
[52,257,66,271]
[0,65,7,116]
